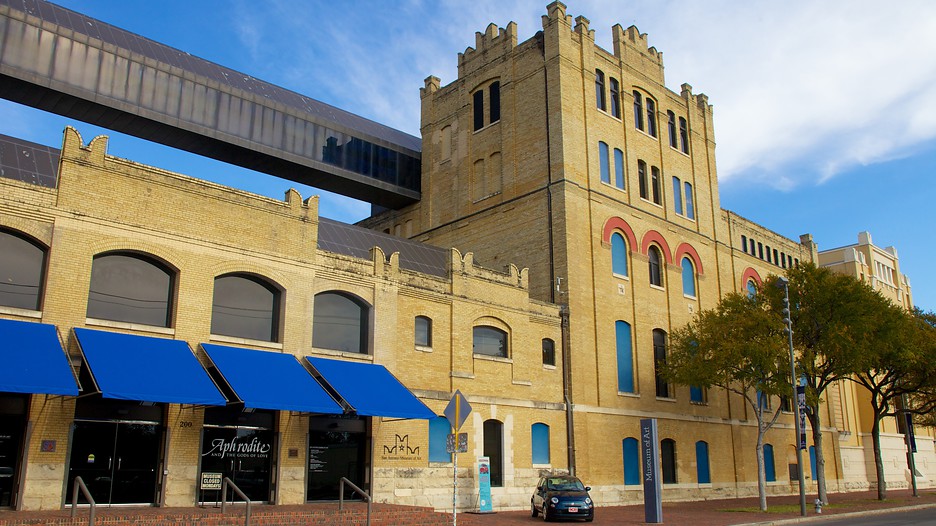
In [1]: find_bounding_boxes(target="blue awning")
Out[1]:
[73,328,226,405]
[201,344,343,414]
[305,357,435,419]
[0,319,79,396]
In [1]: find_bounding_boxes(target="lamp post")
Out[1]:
[776,276,807,516]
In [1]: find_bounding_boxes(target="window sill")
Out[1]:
[649,284,666,292]
[415,345,433,353]
[543,364,557,370]
[639,197,664,209]
[598,109,622,122]
[669,145,691,158]
[690,401,708,406]
[309,346,373,361]
[600,180,626,192]
[612,273,630,281]
[451,371,475,379]
[512,379,532,386]
[655,396,677,403]
[473,354,512,364]
[87,317,175,336]
[635,128,659,141]
[618,391,639,398]
[532,463,552,469]
[472,191,501,204]
[210,333,282,349]
[0,305,42,319]
[472,120,500,134]
[683,294,697,301]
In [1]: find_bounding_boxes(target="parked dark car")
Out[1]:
[531,474,594,522]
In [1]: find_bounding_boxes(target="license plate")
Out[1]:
[568,507,578,513]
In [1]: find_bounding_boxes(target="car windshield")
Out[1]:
[547,477,585,491]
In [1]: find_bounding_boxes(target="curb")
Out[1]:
[733,502,936,525]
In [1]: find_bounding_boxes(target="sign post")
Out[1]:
[444,390,472,526]
[640,418,662,523]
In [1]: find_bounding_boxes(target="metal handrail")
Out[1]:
[69,476,96,525]
[220,477,252,526]
[339,477,372,526]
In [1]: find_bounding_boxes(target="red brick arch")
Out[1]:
[601,217,638,252]
[640,230,673,265]
[741,267,762,289]
[673,242,704,276]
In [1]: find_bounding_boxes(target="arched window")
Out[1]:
[746,279,758,298]
[648,246,663,287]
[684,182,695,219]
[661,438,677,483]
[88,252,173,327]
[681,257,696,297]
[696,441,711,484]
[312,291,369,353]
[611,233,628,277]
[667,110,677,148]
[0,230,47,311]
[633,91,644,130]
[483,419,504,487]
[415,315,432,347]
[763,444,776,482]
[646,98,657,137]
[679,117,689,153]
[473,90,484,131]
[609,77,620,117]
[598,141,610,184]
[623,437,640,485]
[532,423,550,465]
[595,70,606,111]
[653,329,669,398]
[616,321,634,393]
[613,148,625,190]
[429,416,451,463]
[473,326,508,358]
[650,166,662,204]
[673,176,683,215]
[212,274,280,341]
[638,160,649,199]
[542,338,556,366]
[489,81,501,124]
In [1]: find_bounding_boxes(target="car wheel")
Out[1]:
[531,502,538,517]
[586,515,594,522]
[542,507,550,522]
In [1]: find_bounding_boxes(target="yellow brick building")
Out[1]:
[1,0,932,515]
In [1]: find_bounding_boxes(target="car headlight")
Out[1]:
[550,497,559,504]
[585,497,592,505]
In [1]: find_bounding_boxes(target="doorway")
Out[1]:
[67,420,161,505]
[0,395,28,508]
[307,415,367,501]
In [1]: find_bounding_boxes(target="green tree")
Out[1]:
[760,265,879,505]
[851,305,936,500]
[665,291,789,511]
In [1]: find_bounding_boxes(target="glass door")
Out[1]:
[0,414,26,507]
[68,420,161,505]
[307,416,366,501]
[200,426,273,502]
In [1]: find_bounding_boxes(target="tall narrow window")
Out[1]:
[773,249,779,265]
[746,279,758,298]
[633,91,644,130]
[623,437,640,485]
[681,257,696,297]
[489,81,500,124]
[653,329,669,397]
[614,148,625,190]
[672,176,683,215]
[429,416,451,463]
[696,441,711,484]
[667,110,677,147]
[595,70,606,111]
[684,182,695,220]
[483,420,504,487]
[646,98,657,137]
[0,230,47,311]
[679,117,689,154]
[415,316,432,347]
[758,242,764,260]
[542,338,556,366]
[212,274,280,342]
[638,160,648,199]
[88,253,174,327]
[651,166,661,205]
[741,235,748,253]
[531,423,550,465]
[763,444,776,482]
[473,326,508,357]
[616,321,634,393]
[648,246,663,287]
[313,291,369,353]
[609,77,620,117]
[611,233,628,277]
[661,438,677,483]
[599,141,610,184]
[473,90,484,131]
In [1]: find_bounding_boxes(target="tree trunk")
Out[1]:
[871,416,886,500]
[807,408,828,504]
[756,437,767,511]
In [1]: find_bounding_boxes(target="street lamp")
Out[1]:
[776,276,807,516]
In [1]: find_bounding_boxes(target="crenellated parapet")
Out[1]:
[612,24,663,66]
[457,21,518,78]
[680,83,713,114]
[450,249,529,290]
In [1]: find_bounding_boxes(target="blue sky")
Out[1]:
[2,0,935,310]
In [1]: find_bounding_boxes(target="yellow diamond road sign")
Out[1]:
[444,389,471,432]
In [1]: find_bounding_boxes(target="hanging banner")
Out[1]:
[796,385,807,450]
[477,456,493,513]
[641,418,662,523]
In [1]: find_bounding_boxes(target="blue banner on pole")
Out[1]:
[641,418,663,523]
[477,457,493,512]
